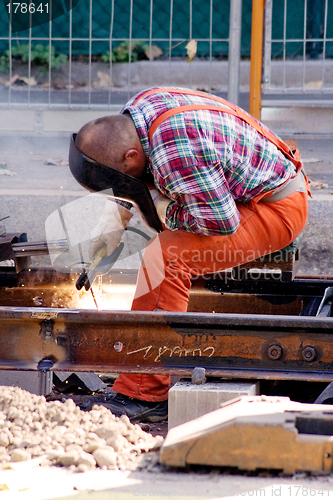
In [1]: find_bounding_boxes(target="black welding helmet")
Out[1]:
[69,133,162,232]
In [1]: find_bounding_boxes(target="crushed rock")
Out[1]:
[0,386,164,472]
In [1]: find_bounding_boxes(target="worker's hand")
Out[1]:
[89,201,133,259]
[149,189,172,224]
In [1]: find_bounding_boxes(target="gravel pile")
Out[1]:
[0,386,163,472]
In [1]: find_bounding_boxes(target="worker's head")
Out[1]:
[75,114,146,178]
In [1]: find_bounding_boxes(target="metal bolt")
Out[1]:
[302,346,317,362]
[37,357,55,372]
[113,341,123,352]
[33,296,43,306]
[191,367,206,385]
[267,344,283,360]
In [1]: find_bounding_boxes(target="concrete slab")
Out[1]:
[261,106,333,137]
[168,381,259,429]
[299,195,333,275]
[0,370,52,396]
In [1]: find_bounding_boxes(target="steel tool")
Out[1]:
[75,242,124,291]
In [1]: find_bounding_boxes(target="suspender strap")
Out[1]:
[133,88,302,173]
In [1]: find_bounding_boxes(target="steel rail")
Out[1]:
[0,307,333,382]
[12,240,69,257]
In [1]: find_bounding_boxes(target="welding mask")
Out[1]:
[69,133,162,233]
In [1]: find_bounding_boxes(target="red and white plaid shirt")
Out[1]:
[123,88,297,236]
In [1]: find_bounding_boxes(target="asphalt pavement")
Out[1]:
[1,129,332,275]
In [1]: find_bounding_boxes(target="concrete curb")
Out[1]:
[1,190,333,276]
[0,59,332,135]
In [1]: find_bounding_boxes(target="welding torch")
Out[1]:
[75,242,124,291]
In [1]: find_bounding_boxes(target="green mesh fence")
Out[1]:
[271,0,333,59]
[0,0,251,59]
[0,0,331,59]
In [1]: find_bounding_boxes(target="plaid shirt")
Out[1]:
[123,88,297,236]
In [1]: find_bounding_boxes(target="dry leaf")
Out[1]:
[302,158,322,163]
[93,71,112,88]
[309,179,328,190]
[19,76,37,86]
[0,169,16,176]
[6,74,19,86]
[185,39,197,62]
[144,44,163,61]
[53,81,66,90]
[304,80,322,89]
[44,158,68,166]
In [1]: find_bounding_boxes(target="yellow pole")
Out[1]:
[249,0,265,120]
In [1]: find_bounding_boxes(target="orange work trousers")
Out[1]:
[113,188,309,401]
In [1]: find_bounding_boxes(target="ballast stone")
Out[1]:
[0,385,163,470]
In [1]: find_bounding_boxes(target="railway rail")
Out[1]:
[0,266,333,388]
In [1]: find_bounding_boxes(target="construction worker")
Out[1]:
[70,87,310,423]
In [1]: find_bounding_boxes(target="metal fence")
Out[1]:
[0,0,247,110]
[1,0,332,114]
[264,0,333,94]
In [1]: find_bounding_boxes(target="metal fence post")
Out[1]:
[228,0,243,105]
[249,0,265,120]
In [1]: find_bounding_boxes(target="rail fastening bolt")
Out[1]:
[302,346,317,362]
[191,367,206,385]
[267,344,283,360]
[114,341,123,352]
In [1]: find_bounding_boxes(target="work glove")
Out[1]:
[149,188,172,225]
[89,200,133,259]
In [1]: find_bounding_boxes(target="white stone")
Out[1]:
[77,463,89,473]
[83,438,106,453]
[58,450,80,467]
[10,448,31,462]
[78,451,96,468]
[0,430,11,447]
[94,425,118,440]
[106,434,127,452]
[93,447,117,468]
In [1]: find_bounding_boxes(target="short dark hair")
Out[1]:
[76,115,136,171]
